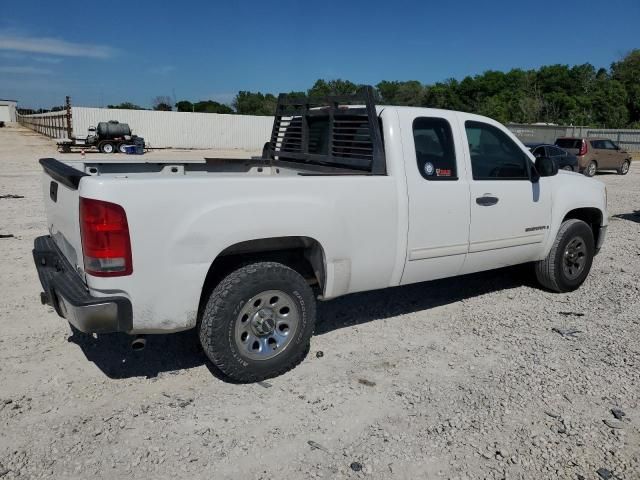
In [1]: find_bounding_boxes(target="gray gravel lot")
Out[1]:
[0,123,638,479]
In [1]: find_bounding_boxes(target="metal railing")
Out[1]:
[16,96,73,139]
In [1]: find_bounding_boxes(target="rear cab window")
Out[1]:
[412,117,457,180]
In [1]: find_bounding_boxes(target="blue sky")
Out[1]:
[1,0,638,109]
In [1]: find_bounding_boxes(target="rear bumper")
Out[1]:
[33,235,132,333]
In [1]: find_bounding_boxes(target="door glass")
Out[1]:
[532,146,545,158]
[550,146,565,156]
[412,117,457,180]
[465,121,529,180]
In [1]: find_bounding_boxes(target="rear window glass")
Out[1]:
[412,117,457,180]
[549,146,565,156]
[555,138,581,149]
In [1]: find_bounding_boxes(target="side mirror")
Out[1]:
[534,156,558,178]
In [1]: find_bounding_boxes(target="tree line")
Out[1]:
[109,49,640,127]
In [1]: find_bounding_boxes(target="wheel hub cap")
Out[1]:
[562,236,586,280]
[251,308,276,335]
[234,290,299,361]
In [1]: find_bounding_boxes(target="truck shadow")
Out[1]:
[315,265,532,335]
[612,211,640,224]
[67,265,533,381]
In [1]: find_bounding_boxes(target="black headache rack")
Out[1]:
[265,86,386,174]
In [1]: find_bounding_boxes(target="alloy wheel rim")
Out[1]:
[234,290,299,361]
[562,236,587,280]
[588,163,596,175]
[622,162,629,174]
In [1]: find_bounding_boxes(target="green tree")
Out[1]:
[376,80,424,105]
[175,100,193,112]
[108,102,144,110]
[611,49,640,124]
[193,100,233,114]
[152,96,173,111]
[233,91,278,115]
[307,79,360,97]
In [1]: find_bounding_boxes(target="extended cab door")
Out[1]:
[460,119,551,274]
[400,111,471,285]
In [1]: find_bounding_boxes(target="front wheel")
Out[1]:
[199,262,316,382]
[618,160,630,175]
[534,219,595,292]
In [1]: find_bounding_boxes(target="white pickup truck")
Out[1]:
[33,87,608,382]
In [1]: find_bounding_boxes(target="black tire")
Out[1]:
[534,219,595,292]
[562,165,573,171]
[199,262,316,382]
[261,141,271,159]
[100,142,115,154]
[617,160,630,175]
[117,143,128,154]
[584,161,597,177]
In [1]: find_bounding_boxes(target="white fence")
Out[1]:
[71,107,274,150]
[18,107,274,150]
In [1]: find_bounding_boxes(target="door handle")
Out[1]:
[476,195,499,206]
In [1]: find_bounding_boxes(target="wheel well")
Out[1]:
[563,208,603,244]
[197,236,325,323]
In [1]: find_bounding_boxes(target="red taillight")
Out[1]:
[80,197,132,276]
[578,139,588,156]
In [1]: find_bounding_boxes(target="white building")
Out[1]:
[0,99,18,122]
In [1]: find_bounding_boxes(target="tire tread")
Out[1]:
[199,262,314,383]
[535,219,591,292]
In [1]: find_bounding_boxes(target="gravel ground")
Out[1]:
[0,123,638,479]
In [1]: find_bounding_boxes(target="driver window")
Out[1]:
[465,121,529,180]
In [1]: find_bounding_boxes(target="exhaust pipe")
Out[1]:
[131,335,146,351]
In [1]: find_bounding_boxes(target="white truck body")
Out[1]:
[37,106,607,335]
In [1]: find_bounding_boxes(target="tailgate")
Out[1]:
[39,158,88,272]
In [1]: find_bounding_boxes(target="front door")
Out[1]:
[461,120,552,274]
[400,111,471,285]
[601,139,621,169]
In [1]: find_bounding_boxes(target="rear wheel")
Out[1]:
[117,143,128,154]
[562,165,573,171]
[584,161,597,177]
[618,160,630,175]
[199,262,316,382]
[100,142,115,154]
[534,219,594,292]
